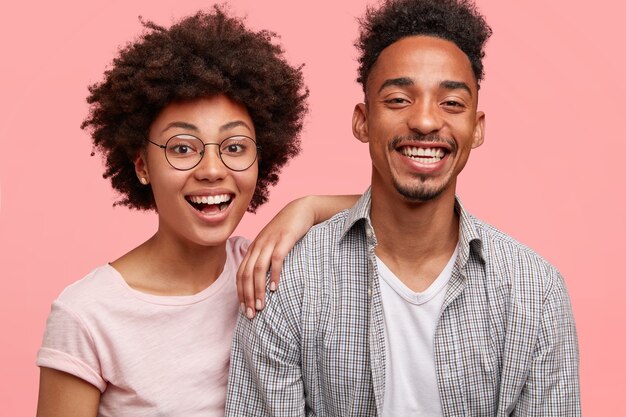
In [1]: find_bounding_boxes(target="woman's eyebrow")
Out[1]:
[220,120,252,132]
[160,121,199,134]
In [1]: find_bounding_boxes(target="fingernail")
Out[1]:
[255,299,262,310]
[246,307,254,319]
[239,303,245,314]
[270,281,277,291]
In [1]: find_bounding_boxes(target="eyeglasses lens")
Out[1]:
[164,135,257,171]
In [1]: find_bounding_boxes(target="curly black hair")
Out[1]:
[356,0,492,93]
[82,5,308,212]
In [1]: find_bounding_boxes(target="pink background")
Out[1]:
[1,0,624,414]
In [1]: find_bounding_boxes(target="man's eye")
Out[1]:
[385,97,408,104]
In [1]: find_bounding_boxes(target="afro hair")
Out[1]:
[356,0,492,93]
[82,5,308,212]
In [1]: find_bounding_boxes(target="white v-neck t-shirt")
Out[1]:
[377,245,459,417]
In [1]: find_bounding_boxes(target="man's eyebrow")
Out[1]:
[161,121,199,134]
[377,77,414,94]
[440,80,472,97]
[219,120,252,132]
[376,78,473,97]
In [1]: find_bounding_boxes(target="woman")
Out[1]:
[36,7,353,416]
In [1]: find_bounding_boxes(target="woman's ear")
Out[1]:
[134,153,150,185]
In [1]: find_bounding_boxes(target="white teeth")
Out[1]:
[401,146,445,162]
[412,157,439,163]
[188,194,231,205]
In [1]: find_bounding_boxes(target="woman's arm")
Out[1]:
[237,195,359,318]
[36,368,100,417]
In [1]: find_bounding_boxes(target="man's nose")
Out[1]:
[406,100,443,135]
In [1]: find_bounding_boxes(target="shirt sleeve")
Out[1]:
[514,269,581,416]
[225,278,305,417]
[36,300,107,392]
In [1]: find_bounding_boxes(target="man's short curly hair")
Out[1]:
[82,5,308,212]
[356,0,492,93]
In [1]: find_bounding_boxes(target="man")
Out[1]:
[226,0,580,415]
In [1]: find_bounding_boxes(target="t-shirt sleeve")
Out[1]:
[36,300,107,392]
[230,236,251,262]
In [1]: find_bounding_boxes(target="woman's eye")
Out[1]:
[169,143,198,155]
[226,144,244,153]
[174,145,190,154]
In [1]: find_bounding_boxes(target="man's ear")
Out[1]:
[352,103,369,144]
[134,152,150,185]
[472,111,485,149]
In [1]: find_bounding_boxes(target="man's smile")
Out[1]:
[399,145,447,164]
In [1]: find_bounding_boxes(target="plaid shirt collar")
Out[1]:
[340,187,486,267]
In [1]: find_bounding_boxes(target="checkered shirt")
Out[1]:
[226,188,580,417]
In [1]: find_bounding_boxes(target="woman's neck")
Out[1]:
[111,231,228,296]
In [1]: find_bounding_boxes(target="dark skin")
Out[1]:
[238,35,485,310]
[37,368,100,417]
[82,8,308,213]
[37,97,356,413]
[352,35,485,291]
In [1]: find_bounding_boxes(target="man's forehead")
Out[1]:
[366,35,477,93]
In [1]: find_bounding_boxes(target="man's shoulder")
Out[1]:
[469,213,562,281]
[310,208,353,234]
[295,208,358,250]
[279,208,367,284]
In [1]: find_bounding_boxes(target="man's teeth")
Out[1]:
[401,146,445,162]
[188,194,231,205]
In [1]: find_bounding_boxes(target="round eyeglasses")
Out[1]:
[147,134,260,172]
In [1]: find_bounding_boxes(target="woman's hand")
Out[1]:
[237,195,358,318]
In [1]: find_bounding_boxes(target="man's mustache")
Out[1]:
[389,134,457,153]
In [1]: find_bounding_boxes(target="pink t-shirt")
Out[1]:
[37,236,249,417]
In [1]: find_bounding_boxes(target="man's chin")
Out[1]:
[394,181,446,203]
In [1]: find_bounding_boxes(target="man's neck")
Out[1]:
[370,184,459,292]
